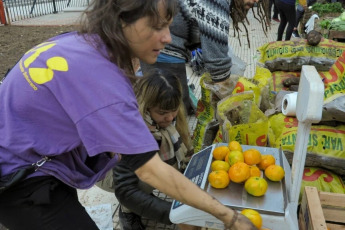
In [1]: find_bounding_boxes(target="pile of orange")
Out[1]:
[208,141,287,229]
[208,141,286,197]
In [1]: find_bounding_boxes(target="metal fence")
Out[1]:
[1,0,89,24]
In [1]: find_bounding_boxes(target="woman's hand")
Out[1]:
[135,154,257,230]
[228,212,257,230]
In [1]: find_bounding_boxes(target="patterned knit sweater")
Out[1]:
[162,0,232,82]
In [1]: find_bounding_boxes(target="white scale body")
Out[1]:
[169,66,324,229]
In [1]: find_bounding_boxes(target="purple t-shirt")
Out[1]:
[0,32,158,189]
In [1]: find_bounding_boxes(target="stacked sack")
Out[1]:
[257,38,345,196]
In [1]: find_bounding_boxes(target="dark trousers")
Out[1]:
[276,0,296,41]
[140,61,193,114]
[0,176,99,230]
[269,0,279,19]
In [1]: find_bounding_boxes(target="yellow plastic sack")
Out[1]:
[258,39,345,72]
[268,51,345,122]
[213,128,223,144]
[217,92,268,146]
[193,73,217,153]
[268,113,345,175]
[232,77,262,106]
[300,167,345,202]
[321,50,345,102]
[252,66,273,113]
[252,66,272,88]
[232,67,273,106]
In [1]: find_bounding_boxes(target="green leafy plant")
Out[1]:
[312,3,344,16]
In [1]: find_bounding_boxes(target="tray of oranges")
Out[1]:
[206,142,290,216]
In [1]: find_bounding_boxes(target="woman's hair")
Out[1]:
[79,0,178,81]
[135,68,192,149]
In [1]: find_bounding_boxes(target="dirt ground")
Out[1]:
[0,25,77,80]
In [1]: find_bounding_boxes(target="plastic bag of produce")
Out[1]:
[217,92,268,146]
[320,50,345,122]
[300,167,345,202]
[232,77,262,106]
[232,66,273,113]
[192,73,218,152]
[268,113,345,175]
[258,39,345,72]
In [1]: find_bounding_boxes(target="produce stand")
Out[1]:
[303,2,345,41]
[328,30,345,40]
[299,186,345,230]
[169,66,324,229]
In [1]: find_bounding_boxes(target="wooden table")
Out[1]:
[328,30,345,41]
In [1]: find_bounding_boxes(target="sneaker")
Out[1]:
[272,18,280,22]
[292,31,300,38]
[118,207,146,230]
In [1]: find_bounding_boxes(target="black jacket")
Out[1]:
[113,162,173,225]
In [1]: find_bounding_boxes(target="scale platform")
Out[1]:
[170,143,292,229]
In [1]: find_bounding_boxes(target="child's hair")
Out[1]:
[79,0,178,80]
[135,68,192,150]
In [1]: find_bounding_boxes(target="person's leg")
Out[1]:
[284,4,297,40]
[140,61,194,115]
[0,177,99,230]
[272,0,280,20]
[269,0,273,20]
[275,0,288,41]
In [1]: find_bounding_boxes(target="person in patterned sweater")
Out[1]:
[140,0,270,112]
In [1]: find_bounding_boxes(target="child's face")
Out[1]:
[149,106,178,128]
[122,1,173,64]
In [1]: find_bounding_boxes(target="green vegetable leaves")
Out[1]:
[320,19,331,29]
[312,3,344,17]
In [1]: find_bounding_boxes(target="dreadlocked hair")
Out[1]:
[230,0,270,48]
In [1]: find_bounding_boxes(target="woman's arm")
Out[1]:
[135,154,256,229]
[113,163,173,225]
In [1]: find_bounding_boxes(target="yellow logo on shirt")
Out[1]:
[20,41,69,90]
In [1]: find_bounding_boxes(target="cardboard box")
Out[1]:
[299,186,345,230]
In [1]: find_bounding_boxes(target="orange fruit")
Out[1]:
[258,155,275,170]
[212,146,230,161]
[265,165,285,181]
[245,176,268,197]
[249,165,261,177]
[211,160,230,172]
[228,162,250,183]
[228,140,242,152]
[241,209,263,229]
[208,170,230,189]
[228,150,244,166]
[243,148,262,165]
[225,152,230,163]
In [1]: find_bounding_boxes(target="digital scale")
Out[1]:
[170,66,325,229]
